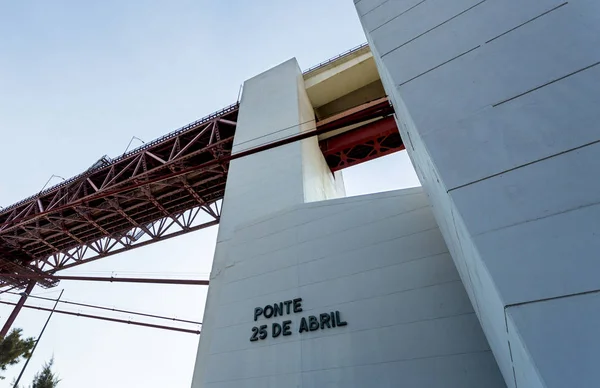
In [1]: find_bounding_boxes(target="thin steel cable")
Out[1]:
[2,291,201,325]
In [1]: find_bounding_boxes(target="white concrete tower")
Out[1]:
[192,58,345,385]
[355,1,600,387]
[191,53,504,387]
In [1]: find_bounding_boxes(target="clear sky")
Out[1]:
[0,1,419,386]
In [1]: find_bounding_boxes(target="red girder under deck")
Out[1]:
[0,104,239,289]
[0,98,402,290]
[320,116,404,171]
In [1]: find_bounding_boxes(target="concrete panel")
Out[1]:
[300,313,488,370]
[227,226,299,264]
[209,281,475,355]
[452,141,600,236]
[204,341,301,383]
[357,0,600,387]
[206,374,301,388]
[397,12,600,139]
[354,0,387,17]
[231,58,307,151]
[507,292,600,388]
[475,202,600,305]
[297,227,447,285]
[298,253,460,308]
[217,57,343,243]
[315,80,385,119]
[302,352,504,388]
[194,186,504,387]
[360,0,428,33]
[295,206,437,261]
[296,191,429,242]
[229,186,423,246]
[368,0,484,51]
[379,0,566,83]
[218,265,299,305]
[423,65,600,189]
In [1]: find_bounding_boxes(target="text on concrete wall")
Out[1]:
[250,298,347,342]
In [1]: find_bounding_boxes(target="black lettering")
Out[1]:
[293,298,303,313]
[309,315,319,331]
[299,317,309,333]
[250,327,259,342]
[331,312,336,328]
[320,313,331,329]
[264,305,274,319]
[259,325,268,339]
[335,311,347,326]
[284,300,293,314]
[282,320,292,336]
[273,302,283,317]
[272,322,282,338]
[254,307,263,321]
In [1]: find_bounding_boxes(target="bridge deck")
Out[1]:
[0,97,400,289]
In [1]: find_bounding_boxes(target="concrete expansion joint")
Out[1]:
[505,287,600,310]
[381,0,487,58]
[391,1,575,95]
[502,307,519,388]
[484,2,569,46]
[370,0,427,34]
[360,0,389,18]
[447,138,600,196]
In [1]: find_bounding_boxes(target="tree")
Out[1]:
[31,358,60,388]
[0,328,35,380]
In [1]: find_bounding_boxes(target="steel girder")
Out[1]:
[320,116,405,171]
[0,104,239,288]
[0,98,403,290]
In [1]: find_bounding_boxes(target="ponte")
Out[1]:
[3,1,600,387]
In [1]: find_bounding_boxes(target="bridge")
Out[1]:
[0,46,403,292]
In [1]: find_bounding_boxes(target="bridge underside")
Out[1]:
[0,45,403,290]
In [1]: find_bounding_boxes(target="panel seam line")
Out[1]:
[448,138,600,193]
[380,0,487,57]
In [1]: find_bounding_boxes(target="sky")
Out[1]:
[0,1,419,387]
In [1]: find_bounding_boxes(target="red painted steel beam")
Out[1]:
[0,280,35,338]
[2,273,209,285]
[0,98,395,284]
[0,99,388,235]
[320,116,405,172]
[320,116,398,154]
[0,300,200,335]
[2,99,393,233]
[316,97,394,133]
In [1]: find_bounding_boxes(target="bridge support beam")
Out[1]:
[0,280,35,338]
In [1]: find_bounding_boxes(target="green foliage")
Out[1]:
[0,328,35,380]
[31,358,60,388]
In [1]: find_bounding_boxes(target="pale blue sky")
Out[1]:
[0,1,419,386]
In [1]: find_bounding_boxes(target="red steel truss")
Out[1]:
[0,104,239,289]
[320,116,404,171]
[0,98,403,290]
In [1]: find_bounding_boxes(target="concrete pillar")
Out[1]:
[215,58,344,243]
[355,1,600,387]
[191,58,343,386]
